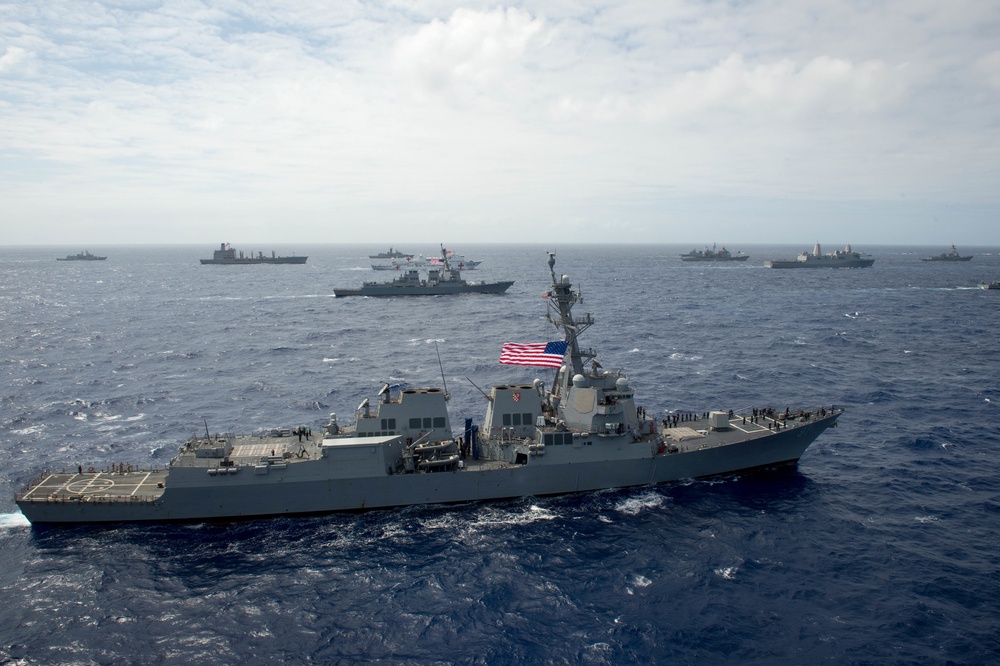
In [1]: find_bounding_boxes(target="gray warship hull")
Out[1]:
[201,257,307,265]
[681,256,749,262]
[57,252,106,261]
[200,243,306,264]
[764,257,874,268]
[335,281,513,297]
[16,251,843,525]
[765,242,874,269]
[17,411,838,523]
[337,248,511,296]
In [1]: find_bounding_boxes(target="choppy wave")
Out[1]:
[1,244,999,664]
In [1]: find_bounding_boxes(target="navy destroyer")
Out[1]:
[764,243,874,268]
[16,253,842,524]
[200,243,307,265]
[338,246,509,296]
[680,245,749,262]
[56,251,106,261]
[923,245,972,262]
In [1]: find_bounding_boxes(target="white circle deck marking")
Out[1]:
[66,478,115,494]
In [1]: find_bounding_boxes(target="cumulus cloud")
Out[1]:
[1,1,999,244]
[392,7,546,101]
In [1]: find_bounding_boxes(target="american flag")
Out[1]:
[499,341,568,369]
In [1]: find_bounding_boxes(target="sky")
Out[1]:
[1,0,999,246]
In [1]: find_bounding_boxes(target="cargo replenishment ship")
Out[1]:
[200,243,307,265]
[16,253,842,524]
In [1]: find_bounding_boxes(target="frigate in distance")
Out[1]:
[16,253,842,524]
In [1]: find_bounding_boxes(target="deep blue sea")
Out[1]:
[1,243,999,665]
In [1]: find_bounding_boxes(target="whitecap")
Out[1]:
[715,565,738,580]
[632,574,652,588]
[615,491,664,515]
[0,512,30,528]
[914,515,939,523]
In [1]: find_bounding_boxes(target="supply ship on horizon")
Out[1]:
[200,243,307,265]
[16,253,842,524]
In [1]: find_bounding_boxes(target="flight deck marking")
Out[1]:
[65,476,115,494]
[131,472,152,496]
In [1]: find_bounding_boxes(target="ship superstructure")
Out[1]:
[16,253,842,524]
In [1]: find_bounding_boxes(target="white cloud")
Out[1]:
[0,46,28,72]
[392,7,547,102]
[1,1,999,244]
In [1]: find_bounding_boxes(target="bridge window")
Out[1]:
[433,417,446,428]
[409,418,421,429]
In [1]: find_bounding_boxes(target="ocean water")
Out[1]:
[1,243,999,664]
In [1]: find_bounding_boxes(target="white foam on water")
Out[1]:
[0,512,31,528]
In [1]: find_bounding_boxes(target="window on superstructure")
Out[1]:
[423,417,432,429]
[433,417,445,428]
[410,418,421,429]
[523,413,532,425]
[502,414,511,426]
[512,413,522,426]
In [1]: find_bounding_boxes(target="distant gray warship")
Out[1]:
[680,244,749,262]
[369,247,413,259]
[16,252,842,524]
[338,246,509,296]
[764,243,874,269]
[923,245,972,262]
[56,251,106,261]
[372,249,482,271]
[200,243,307,265]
